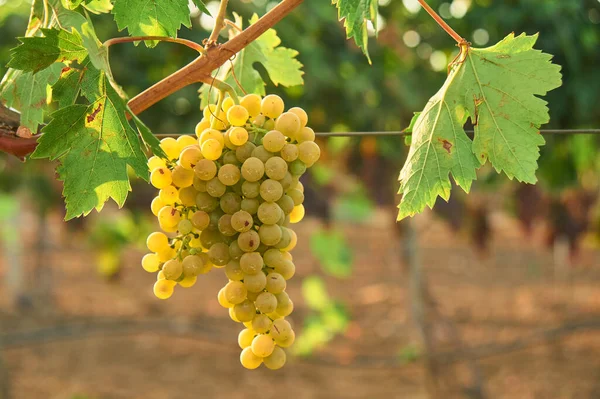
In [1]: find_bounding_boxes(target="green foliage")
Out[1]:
[398,34,562,220]
[332,0,378,62]
[310,228,353,278]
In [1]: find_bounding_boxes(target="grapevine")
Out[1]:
[143,90,318,369]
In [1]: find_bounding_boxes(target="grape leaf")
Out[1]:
[32,69,148,220]
[8,28,87,73]
[83,0,114,14]
[397,34,562,220]
[332,0,378,63]
[0,64,63,132]
[191,0,210,15]
[25,0,45,37]
[112,0,200,44]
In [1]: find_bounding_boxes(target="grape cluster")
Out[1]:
[141,93,320,370]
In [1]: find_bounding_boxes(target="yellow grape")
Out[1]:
[229,127,249,146]
[151,197,165,216]
[283,230,297,252]
[153,279,176,300]
[150,167,173,189]
[178,219,193,234]
[178,186,197,207]
[224,280,248,304]
[263,118,275,131]
[194,159,217,181]
[289,204,305,223]
[157,270,166,280]
[297,127,316,143]
[263,347,286,370]
[158,205,181,227]
[261,95,284,119]
[251,334,275,357]
[148,156,166,171]
[201,139,223,161]
[195,119,211,137]
[223,131,237,151]
[298,141,321,166]
[147,232,169,252]
[274,329,295,348]
[253,114,266,127]
[238,328,256,349]
[162,259,183,280]
[227,105,250,127]
[262,130,286,153]
[252,314,272,334]
[177,135,198,149]
[222,96,235,112]
[171,165,194,188]
[179,146,202,170]
[160,137,181,160]
[178,275,197,288]
[141,253,160,273]
[275,112,301,138]
[229,307,241,322]
[233,299,256,322]
[199,128,225,146]
[241,94,262,117]
[289,107,308,127]
[218,287,234,308]
[157,247,176,262]
[159,185,179,205]
[240,347,263,369]
[202,104,218,119]
[280,143,298,162]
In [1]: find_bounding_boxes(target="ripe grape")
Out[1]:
[229,127,249,146]
[218,287,233,308]
[224,280,248,304]
[266,273,286,294]
[206,177,226,198]
[233,299,256,322]
[241,198,260,215]
[289,107,308,128]
[227,105,250,126]
[195,119,211,137]
[252,145,274,163]
[289,204,305,223]
[257,202,282,225]
[208,242,230,266]
[240,252,263,275]
[150,167,173,189]
[244,271,267,292]
[259,224,282,246]
[298,141,321,166]
[218,164,241,186]
[261,94,284,119]
[159,185,178,205]
[177,135,198,149]
[280,143,298,162]
[196,192,219,212]
[262,130,286,152]
[297,126,316,143]
[148,156,166,171]
[225,260,244,281]
[238,230,260,252]
[238,328,256,349]
[241,157,265,182]
[160,138,180,160]
[263,346,286,370]
[255,292,277,314]
[182,255,204,277]
[231,210,253,232]
[264,157,288,180]
[201,138,223,160]
[150,197,165,216]
[154,279,176,299]
[269,319,292,341]
[191,210,210,230]
[178,275,197,288]
[178,186,197,207]
[275,259,296,280]
[171,166,194,188]
[251,334,275,357]
[178,219,193,234]
[222,96,235,112]
[252,314,272,334]
[163,259,183,280]
[147,232,169,252]
[240,347,263,369]
[194,159,217,180]
[235,141,256,163]
[275,112,301,138]
[241,94,262,117]
[142,253,160,273]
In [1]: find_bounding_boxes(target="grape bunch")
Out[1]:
[141,93,320,370]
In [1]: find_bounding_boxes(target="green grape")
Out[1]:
[208,242,230,266]
[297,127,315,143]
[255,292,277,314]
[280,143,298,162]
[148,156,166,171]
[206,177,226,198]
[251,314,272,334]
[198,253,213,274]
[231,181,244,196]
[241,157,265,182]
[194,159,217,181]
[171,165,194,188]
[191,210,210,230]
[231,210,253,232]
[265,157,288,180]
[218,164,241,186]
[276,195,295,215]
[238,230,260,252]
[179,145,202,170]
[178,275,197,288]
[224,280,248,304]
[154,279,176,300]
[274,259,295,280]
[241,198,260,215]
[241,181,260,198]
[160,137,180,160]
[200,228,222,248]
[240,347,263,369]
[229,306,241,322]
[227,105,250,126]
[275,329,295,348]
[287,188,304,206]
[257,202,282,225]
[241,94,262,117]
[263,119,275,131]
[199,128,225,147]
[220,192,242,214]
[162,259,183,280]
[234,299,256,322]
[276,299,294,317]
[218,287,233,308]
[178,219,193,234]
[251,334,275,358]
[244,271,267,292]
[193,176,208,192]
[235,141,257,163]
[251,145,274,163]
[289,204,305,223]
[142,253,160,273]
[274,112,301,138]
[218,214,237,236]
[262,130,287,152]
[263,346,286,370]
[273,227,291,249]
[229,127,249,146]
[178,186,198,207]
[150,167,173,189]
[298,141,321,166]
[201,138,223,161]
[158,206,181,228]
[159,185,179,205]
[225,260,244,281]
[196,192,219,212]
[222,150,240,166]
[151,197,165,216]
[266,272,286,294]
[269,318,292,341]
[259,224,282,246]
[289,159,307,176]
[229,240,244,260]
[261,94,284,119]
[264,249,285,269]
[289,107,308,128]
[238,328,256,349]
[260,179,283,202]
[182,254,204,277]
[279,172,293,191]
[209,209,224,229]
[240,252,263,275]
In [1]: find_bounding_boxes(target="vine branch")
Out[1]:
[417,0,465,44]
[207,0,230,46]
[104,36,205,53]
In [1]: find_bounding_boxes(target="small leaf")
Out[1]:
[332,0,378,63]
[83,0,113,14]
[131,113,168,158]
[8,28,87,73]
[191,0,210,15]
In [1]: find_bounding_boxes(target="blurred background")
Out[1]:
[1,0,600,398]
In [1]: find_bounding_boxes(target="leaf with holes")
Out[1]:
[332,0,378,62]
[397,33,562,220]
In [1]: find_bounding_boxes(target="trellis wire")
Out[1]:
[156,129,600,138]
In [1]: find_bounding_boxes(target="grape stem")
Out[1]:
[206,0,230,47]
[417,0,465,45]
[210,90,226,129]
[104,36,206,53]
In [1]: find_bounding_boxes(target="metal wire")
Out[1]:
[156,129,600,138]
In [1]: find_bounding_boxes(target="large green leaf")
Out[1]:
[397,34,562,220]
[332,0,378,63]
